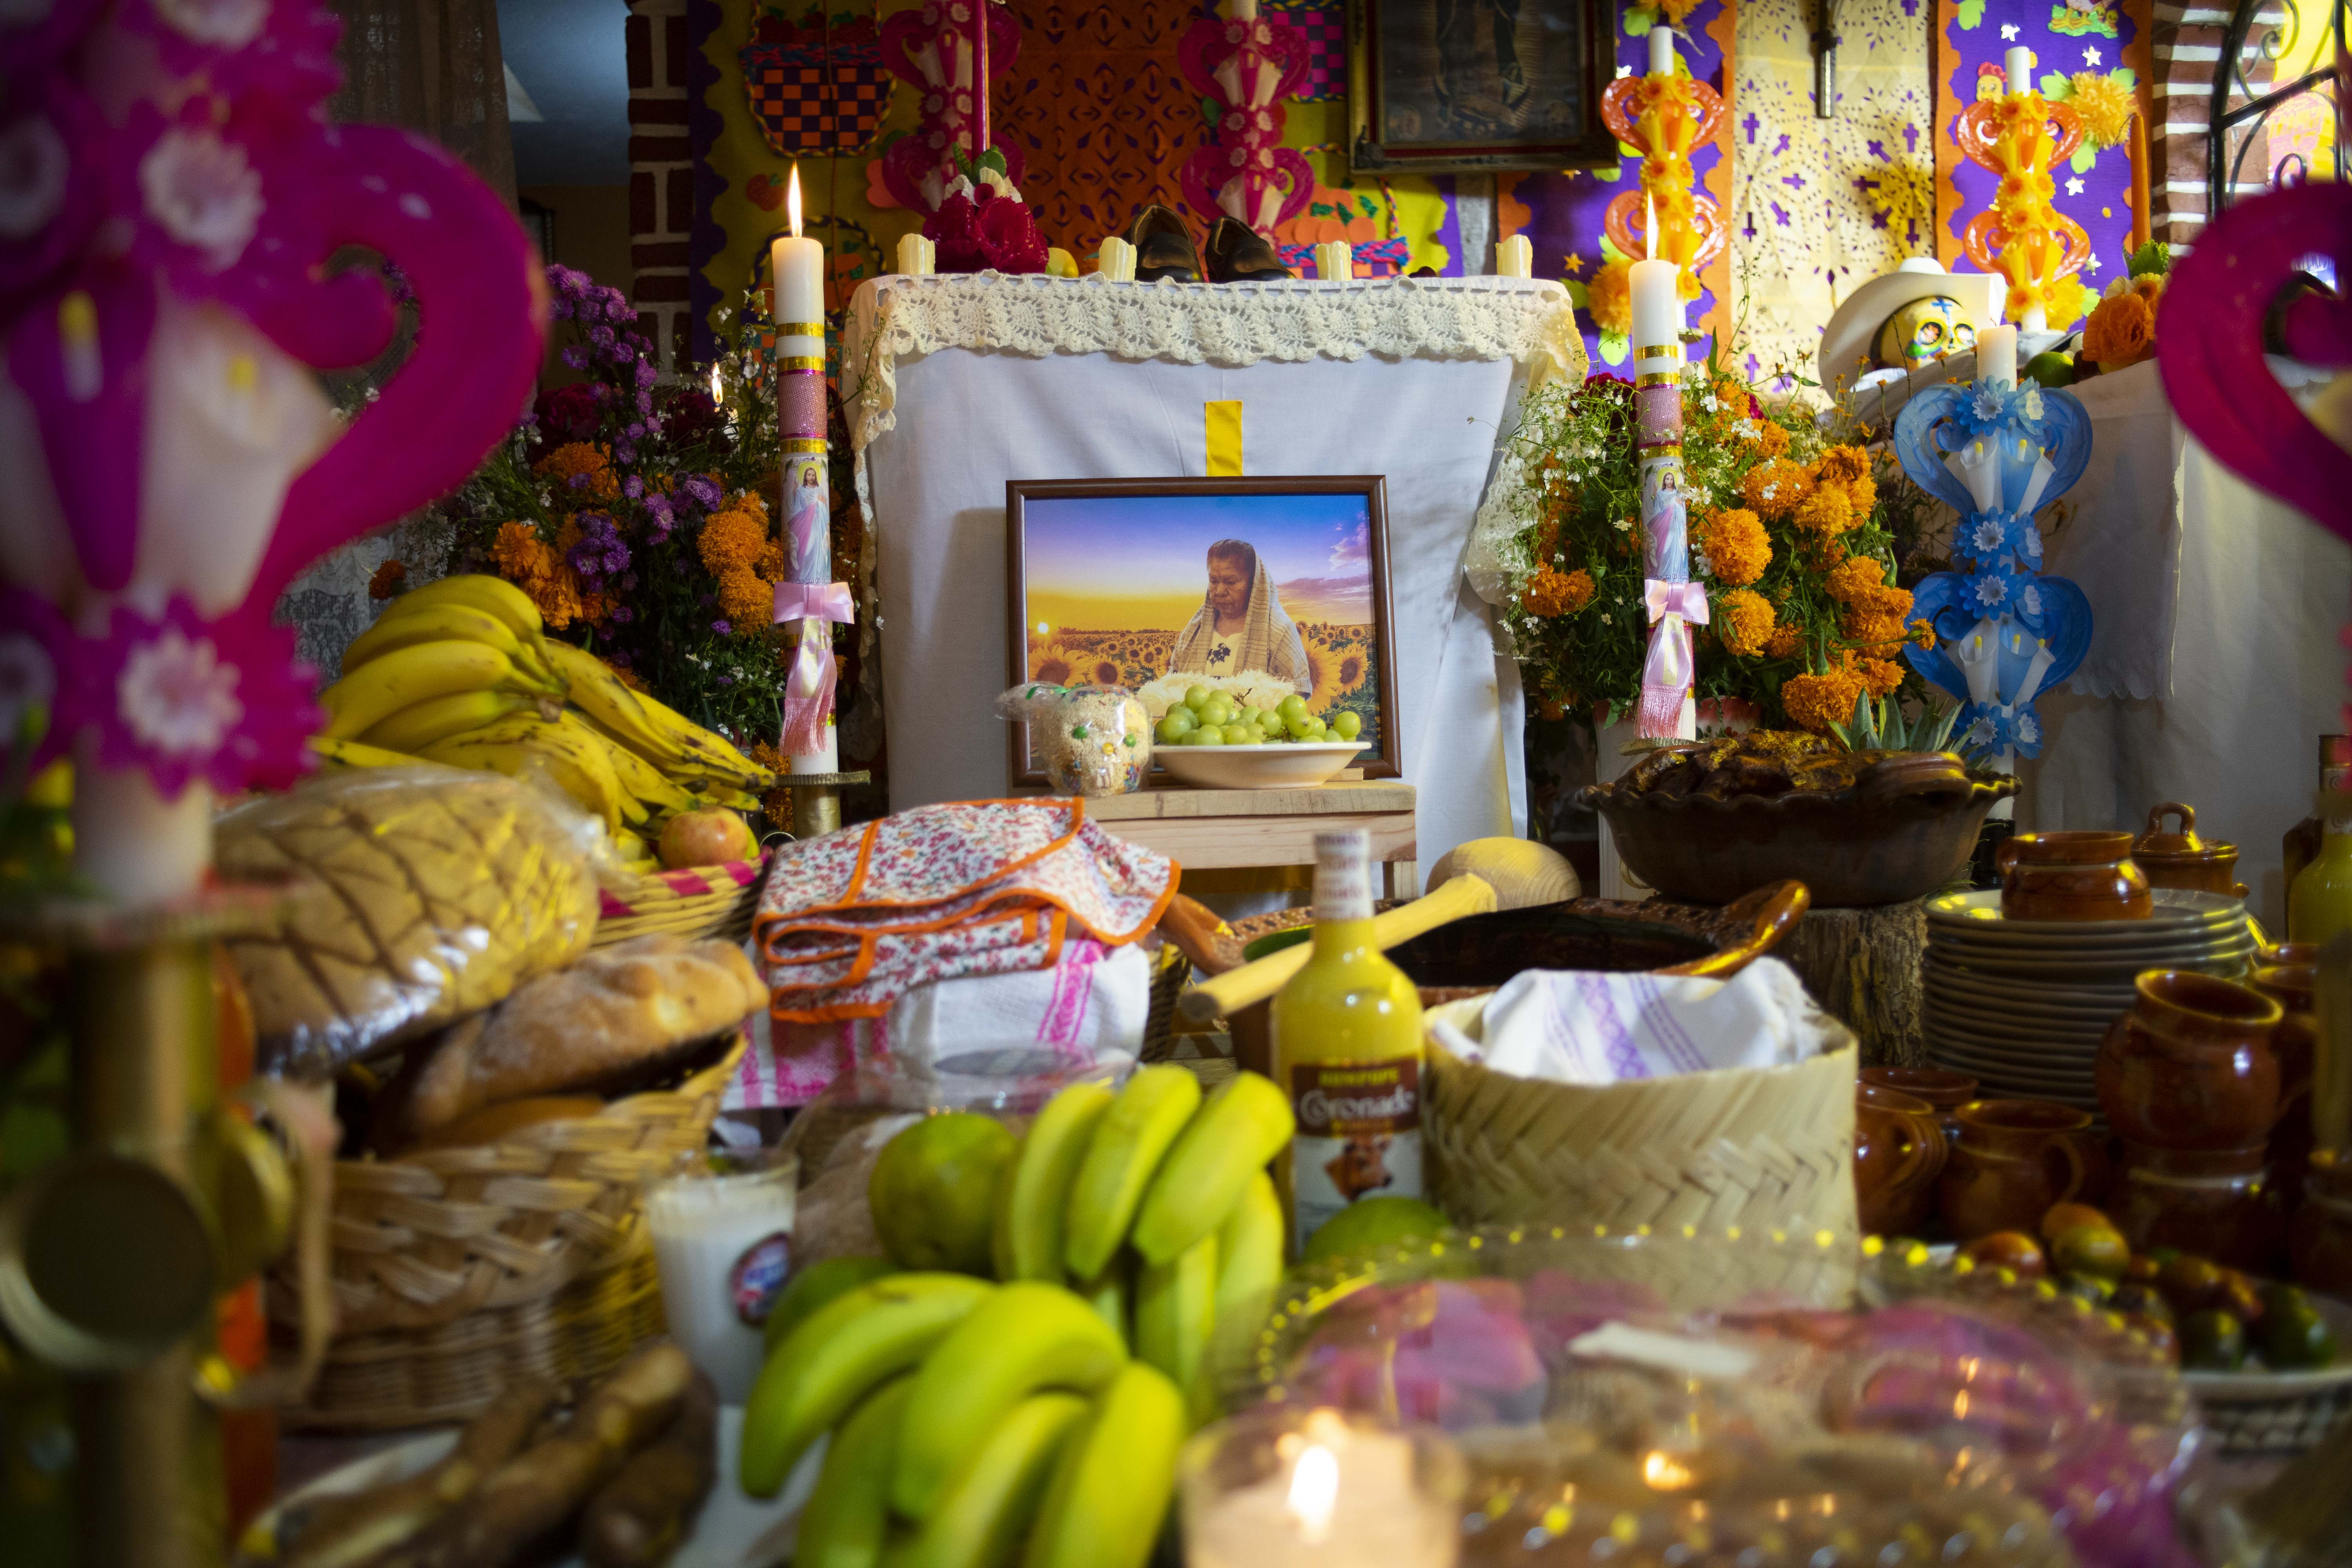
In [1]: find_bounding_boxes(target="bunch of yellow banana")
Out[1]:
[310,575,778,866]
[734,1067,1293,1568]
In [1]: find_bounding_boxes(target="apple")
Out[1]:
[658,807,759,868]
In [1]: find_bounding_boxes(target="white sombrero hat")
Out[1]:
[1817,258,2002,414]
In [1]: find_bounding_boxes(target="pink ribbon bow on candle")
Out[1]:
[781,632,838,756]
[773,582,857,624]
[1643,579,1710,624]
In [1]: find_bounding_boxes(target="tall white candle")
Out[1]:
[770,167,823,342]
[1979,322,2018,387]
[1649,24,1675,76]
[2006,45,2031,94]
[1629,201,1682,353]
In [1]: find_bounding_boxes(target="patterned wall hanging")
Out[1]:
[1730,0,1937,388]
[1498,0,1739,371]
[1934,0,2154,327]
[741,7,893,155]
[875,0,1025,212]
[1178,1,1316,232]
[1263,0,1346,99]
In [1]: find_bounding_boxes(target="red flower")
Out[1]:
[534,381,602,448]
[924,188,1048,275]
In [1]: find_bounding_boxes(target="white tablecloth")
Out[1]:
[2022,361,2351,928]
[840,274,1585,870]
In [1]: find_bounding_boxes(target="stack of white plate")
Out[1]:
[1920,888,2256,1113]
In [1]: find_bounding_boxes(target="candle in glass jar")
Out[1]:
[1979,322,2018,387]
[1186,1413,1455,1568]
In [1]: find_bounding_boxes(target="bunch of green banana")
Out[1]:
[313,575,778,864]
[741,1272,1182,1568]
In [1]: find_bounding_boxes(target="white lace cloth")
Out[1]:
[840,271,1584,453]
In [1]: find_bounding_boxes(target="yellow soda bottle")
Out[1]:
[1270,828,1425,1256]
[2289,788,2352,947]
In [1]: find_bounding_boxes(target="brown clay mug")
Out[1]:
[2250,963,2317,1203]
[1937,1098,2109,1241]
[1996,830,2154,921]
[2130,803,2247,898]
[2093,970,2283,1150]
[1860,1065,1978,1147]
[1854,1082,1948,1237]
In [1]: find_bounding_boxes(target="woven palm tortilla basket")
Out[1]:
[592,852,769,948]
[274,1034,742,1429]
[1423,1017,1860,1299]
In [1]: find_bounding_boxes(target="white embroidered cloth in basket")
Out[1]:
[1426,957,1835,1085]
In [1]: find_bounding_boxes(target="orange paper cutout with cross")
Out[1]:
[1956,93,2091,325]
[1600,70,1728,303]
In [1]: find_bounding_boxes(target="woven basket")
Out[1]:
[593,853,769,947]
[275,1036,740,1429]
[1425,1025,1860,1271]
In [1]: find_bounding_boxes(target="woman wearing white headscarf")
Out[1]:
[1165,538,1310,692]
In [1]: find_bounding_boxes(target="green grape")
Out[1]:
[1332,711,1362,740]
[1285,712,1320,740]
[1184,685,1213,712]
[1155,715,1192,746]
[1278,694,1308,724]
[1226,725,1262,746]
[1160,704,1196,734]
[1200,697,1236,728]
[1184,725,1225,746]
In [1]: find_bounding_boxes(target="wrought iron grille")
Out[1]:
[2210,0,2345,214]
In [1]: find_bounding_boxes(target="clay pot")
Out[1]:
[2259,941,2323,967]
[2111,1142,2286,1274]
[1938,1098,2109,1241]
[1996,830,2154,921]
[2130,802,2246,898]
[2290,1149,2352,1293]
[2094,971,2283,1150]
[1860,1065,1978,1147]
[2250,964,2318,1205]
[1854,1082,1948,1237]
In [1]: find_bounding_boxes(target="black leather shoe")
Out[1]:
[1125,204,1201,282]
[1204,216,1293,281]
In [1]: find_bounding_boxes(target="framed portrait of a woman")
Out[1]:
[1004,477,1401,787]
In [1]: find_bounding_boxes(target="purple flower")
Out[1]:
[568,472,590,490]
[622,475,644,499]
[561,345,586,369]
[681,477,722,512]
[615,441,636,464]
[567,512,632,588]
[625,421,644,439]
[612,606,634,624]
[590,324,613,349]
[718,673,735,685]
[711,619,731,635]
[636,391,654,416]
[636,361,658,388]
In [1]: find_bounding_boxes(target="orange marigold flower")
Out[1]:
[699,507,769,575]
[1909,618,1937,650]
[753,540,786,580]
[1825,555,1888,604]
[2083,290,2155,369]
[1794,483,1854,535]
[1816,445,1870,489]
[492,519,558,583]
[1852,656,1906,700]
[1741,459,1815,521]
[523,571,581,630]
[368,560,408,600]
[1843,474,1878,517]
[1697,508,1771,587]
[715,566,772,630]
[1781,668,1864,734]
[612,661,648,692]
[1754,420,1791,459]
[1716,588,1776,656]
[1521,565,1597,617]
[1764,622,1805,659]
[1585,258,1633,338]
[532,441,618,501]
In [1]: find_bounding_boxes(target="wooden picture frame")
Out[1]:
[1005,476,1403,789]
[1347,0,1619,174]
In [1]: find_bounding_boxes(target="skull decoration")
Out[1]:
[998,683,1152,797]
[1877,294,1980,370]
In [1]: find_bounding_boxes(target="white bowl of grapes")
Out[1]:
[1148,684,1367,789]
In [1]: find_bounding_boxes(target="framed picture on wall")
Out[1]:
[1004,477,1401,788]
[1347,0,1619,173]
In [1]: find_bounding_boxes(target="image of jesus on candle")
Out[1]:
[1165,539,1310,691]
[784,454,830,584]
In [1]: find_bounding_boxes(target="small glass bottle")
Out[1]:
[2282,734,2352,892]
[2287,782,2352,947]
[1270,829,1425,1256]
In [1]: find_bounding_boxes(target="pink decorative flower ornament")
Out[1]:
[68,597,319,799]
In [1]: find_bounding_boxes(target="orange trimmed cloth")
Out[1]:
[752,799,1178,1025]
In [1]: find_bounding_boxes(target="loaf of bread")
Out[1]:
[399,936,768,1136]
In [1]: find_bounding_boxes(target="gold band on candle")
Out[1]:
[1635,371,1678,389]
[779,356,826,371]
[1638,442,1684,459]
[1635,343,1681,361]
[778,321,824,338]
[783,437,828,454]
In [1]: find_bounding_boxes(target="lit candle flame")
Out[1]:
[710,363,722,403]
[1285,1444,1339,1546]
[788,164,802,240]
[1642,1450,1694,1490]
[1644,195,1658,261]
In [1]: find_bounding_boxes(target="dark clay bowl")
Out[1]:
[1579,751,2018,908]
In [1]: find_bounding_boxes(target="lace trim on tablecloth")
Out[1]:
[838,271,1585,454]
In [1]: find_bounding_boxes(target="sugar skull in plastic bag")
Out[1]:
[999,684,1151,797]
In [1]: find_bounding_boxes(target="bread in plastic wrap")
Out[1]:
[218,764,601,1078]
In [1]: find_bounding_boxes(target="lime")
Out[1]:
[2048,1224,2131,1281]
[2180,1308,2248,1370]
[764,1256,897,1352]
[1301,1195,1452,1267]
[2025,350,2075,388]
[868,1112,1018,1273]
[2261,1301,2338,1369]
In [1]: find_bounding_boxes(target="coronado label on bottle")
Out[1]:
[1288,1057,1423,1240]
